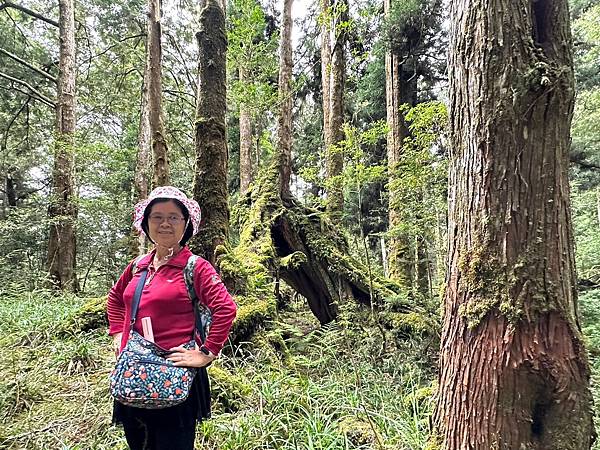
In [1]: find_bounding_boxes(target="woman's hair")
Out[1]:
[141,198,194,246]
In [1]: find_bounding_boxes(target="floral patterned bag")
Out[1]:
[109,268,198,409]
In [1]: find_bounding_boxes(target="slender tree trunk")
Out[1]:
[134,58,151,256]
[325,0,346,219]
[47,0,77,291]
[320,0,331,152]
[239,67,253,194]
[277,0,293,198]
[193,0,229,264]
[435,0,595,446]
[147,0,169,187]
[385,0,414,288]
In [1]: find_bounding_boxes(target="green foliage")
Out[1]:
[572,185,600,282]
[388,101,448,289]
[573,3,600,91]
[578,288,600,448]
[227,0,278,116]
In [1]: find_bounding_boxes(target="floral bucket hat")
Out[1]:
[133,186,201,236]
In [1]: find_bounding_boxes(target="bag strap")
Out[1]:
[128,268,149,335]
[184,255,212,344]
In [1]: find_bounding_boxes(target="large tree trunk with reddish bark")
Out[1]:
[193,0,229,265]
[434,0,596,446]
[147,0,169,187]
[47,0,77,291]
[277,0,293,198]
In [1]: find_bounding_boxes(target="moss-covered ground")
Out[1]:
[2,287,598,449]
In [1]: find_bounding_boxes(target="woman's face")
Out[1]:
[147,200,187,249]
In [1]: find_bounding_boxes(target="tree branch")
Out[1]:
[0,47,57,83]
[0,71,56,108]
[0,1,59,27]
[2,97,30,150]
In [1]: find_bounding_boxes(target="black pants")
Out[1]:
[122,415,196,450]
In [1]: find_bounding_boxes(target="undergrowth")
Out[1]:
[0,291,433,449]
[3,288,597,449]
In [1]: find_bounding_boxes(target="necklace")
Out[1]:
[153,246,181,269]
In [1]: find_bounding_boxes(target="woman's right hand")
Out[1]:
[113,332,123,358]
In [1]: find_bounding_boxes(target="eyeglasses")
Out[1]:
[148,214,186,225]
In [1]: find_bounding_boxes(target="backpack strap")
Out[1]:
[184,255,213,344]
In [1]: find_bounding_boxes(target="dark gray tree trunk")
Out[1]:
[193,0,229,265]
[435,0,596,446]
[47,0,77,291]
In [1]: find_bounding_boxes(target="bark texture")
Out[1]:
[47,0,77,291]
[320,0,331,152]
[277,0,293,199]
[325,0,346,219]
[435,0,595,447]
[239,67,253,194]
[193,0,229,265]
[147,0,169,187]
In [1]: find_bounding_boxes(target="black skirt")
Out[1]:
[112,366,211,428]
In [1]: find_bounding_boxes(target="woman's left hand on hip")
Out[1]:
[167,346,215,368]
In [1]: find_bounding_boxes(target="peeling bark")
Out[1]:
[435,0,595,446]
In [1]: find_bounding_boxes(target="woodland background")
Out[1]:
[0,0,599,447]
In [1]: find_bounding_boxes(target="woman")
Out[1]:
[107,186,237,450]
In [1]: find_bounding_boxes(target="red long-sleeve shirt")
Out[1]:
[107,247,237,355]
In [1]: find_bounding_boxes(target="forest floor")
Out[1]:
[0,289,598,449]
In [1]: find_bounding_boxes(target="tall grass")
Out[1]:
[0,292,433,449]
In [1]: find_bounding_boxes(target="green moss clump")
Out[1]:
[231,295,276,342]
[208,365,252,412]
[382,311,437,338]
[338,417,376,446]
[58,296,107,334]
